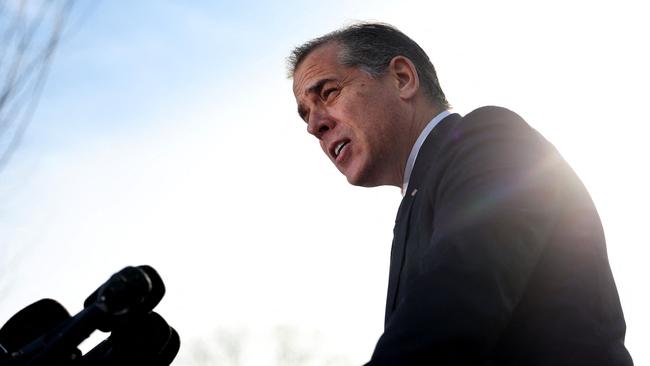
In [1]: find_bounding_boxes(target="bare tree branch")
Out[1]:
[0,0,76,174]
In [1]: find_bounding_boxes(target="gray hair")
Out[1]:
[287,22,449,109]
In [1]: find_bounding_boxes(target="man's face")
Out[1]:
[292,43,406,187]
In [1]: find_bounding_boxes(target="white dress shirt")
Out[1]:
[402,110,451,195]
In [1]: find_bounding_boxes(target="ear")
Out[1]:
[388,56,420,100]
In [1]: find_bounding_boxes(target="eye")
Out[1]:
[320,86,339,101]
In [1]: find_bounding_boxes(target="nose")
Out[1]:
[307,110,335,140]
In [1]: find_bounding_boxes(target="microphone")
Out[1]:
[9,265,166,365]
[0,299,70,351]
[0,299,80,365]
[83,265,165,331]
[81,312,180,366]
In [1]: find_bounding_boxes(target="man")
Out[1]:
[289,23,632,365]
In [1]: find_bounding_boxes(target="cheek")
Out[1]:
[346,91,389,124]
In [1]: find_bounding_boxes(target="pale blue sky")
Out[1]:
[1,1,648,365]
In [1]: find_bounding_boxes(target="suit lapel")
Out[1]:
[384,113,461,326]
[407,113,461,191]
[385,192,416,325]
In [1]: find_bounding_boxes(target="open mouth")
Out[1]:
[334,140,349,158]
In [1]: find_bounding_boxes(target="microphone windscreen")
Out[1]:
[135,265,165,314]
[83,265,166,331]
[0,299,70,351]
[153,326,180,366]
[82,312,180,366]
[157,327,180,366]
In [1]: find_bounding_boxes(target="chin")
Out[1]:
[345,170,379,188]
[345,167,397,188]
[341,161,387,187]
[344,172,366,187]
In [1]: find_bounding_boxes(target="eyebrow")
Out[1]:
[296,78,336,122]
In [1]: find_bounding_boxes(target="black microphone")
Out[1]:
[12,265,165,365]
[83,265,165,332]
[81,312,180,366]
[0,299,80,365]
[0,299,70,352]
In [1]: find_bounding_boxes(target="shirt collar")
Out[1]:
[402,110,451,195]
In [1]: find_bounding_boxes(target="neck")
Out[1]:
[414,103,444,137]
[391,101,443,187]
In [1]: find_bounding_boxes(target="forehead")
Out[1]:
[292,42,344,97]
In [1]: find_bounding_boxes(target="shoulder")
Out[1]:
[460,106,532,133]
[436,106,544,159]
[428,106,536,156]
[423,106,554,192]
[414,106,549,188]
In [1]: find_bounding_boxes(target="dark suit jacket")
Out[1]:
[367,107,632,365]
